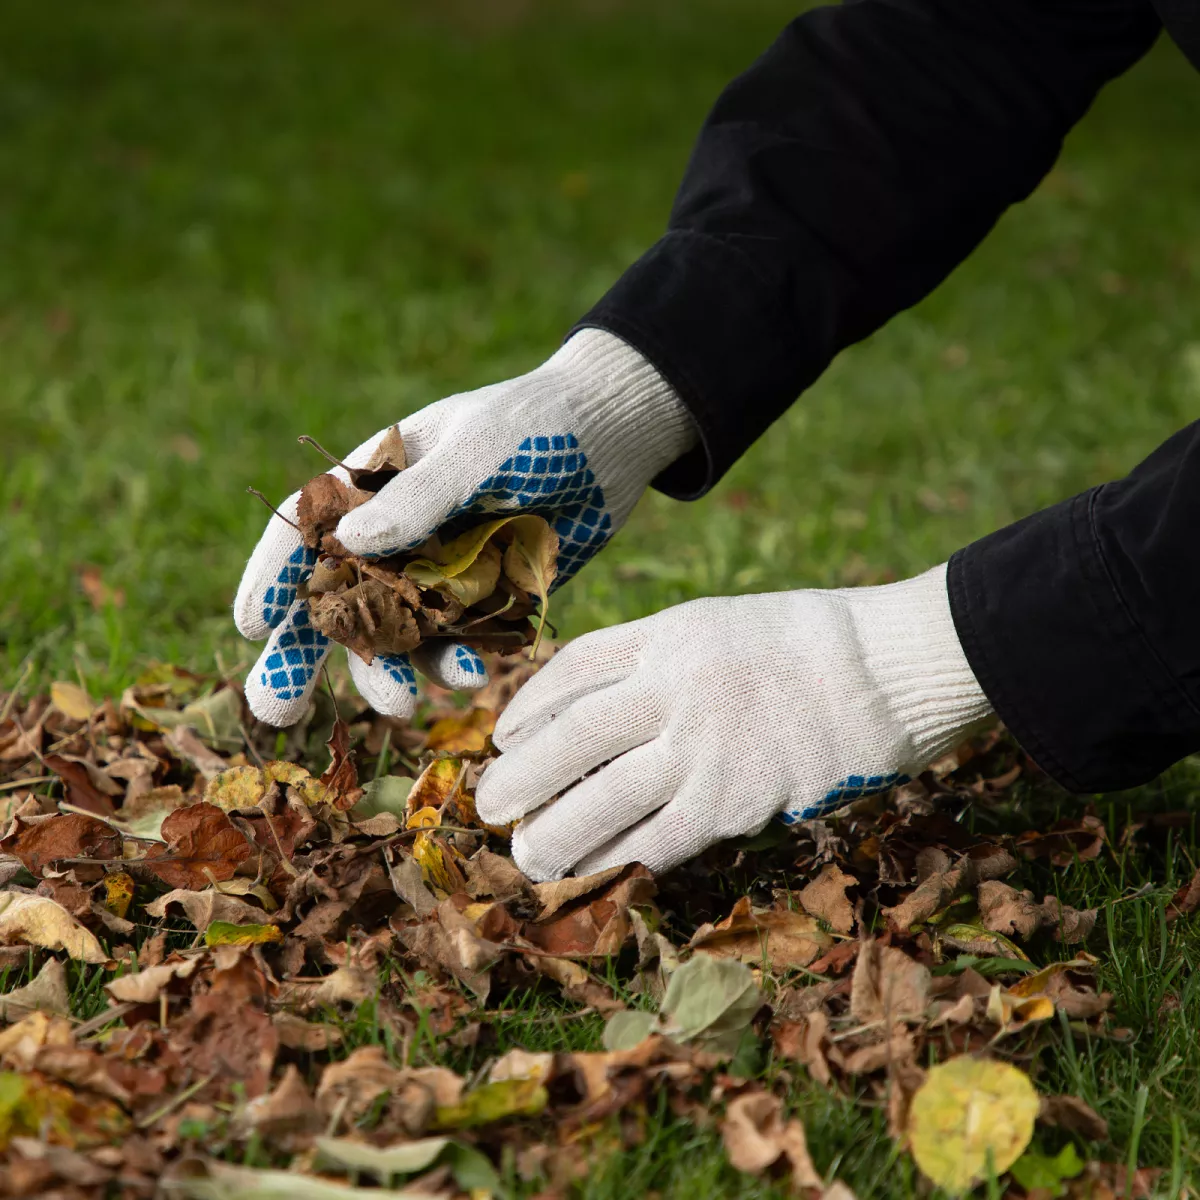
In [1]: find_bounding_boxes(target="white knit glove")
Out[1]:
[234,329,697,727]
[476,564,993,881]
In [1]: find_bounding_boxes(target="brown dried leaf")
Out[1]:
[319,717,361,811]
[849,941,930,1025]
[143,803,253,890]
[43,754,117,817]
[722,1091,822,1191]
[1,812,121,877]
[296,474,369,549]
[689,896,831,970]
[797,864,857,934]
[1038,1093,1109,1141]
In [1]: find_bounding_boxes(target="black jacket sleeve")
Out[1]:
[576,0,1159,499]
[949,424,1200,793]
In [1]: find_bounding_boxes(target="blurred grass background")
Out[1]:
[2,0,1198,690]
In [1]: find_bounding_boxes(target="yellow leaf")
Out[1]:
[0,893,108,963]
[1006,954,1099,999]
[406,757,464,817]
[432,1076,548,1129]
[501,515,558,657]
[50,681,94,722]
[426,708,496,754]
[0,1068,128,1150]
[406,517,517,580]
[204,920,284,947]
[408,805,443,830]
[204,761,328,810]
[103,871,135,920]
[411,830,466,896]
[908,1057,1039,1191]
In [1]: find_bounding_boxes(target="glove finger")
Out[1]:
[476,678,658,825]
[234,491,315,640]
[245,601,332,727]
[509,740,677,882]
[410,642,489,691]
[347,651,420,719]
[492,624,643,750]
[335,448,471,557]
[574,791,713,878]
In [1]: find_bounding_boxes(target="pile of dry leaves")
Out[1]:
[0,653,1186,1199]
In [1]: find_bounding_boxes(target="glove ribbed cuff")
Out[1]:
[546,328,698,490]
[844,563,994,765]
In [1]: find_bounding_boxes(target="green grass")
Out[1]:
[2,0,1200,1194]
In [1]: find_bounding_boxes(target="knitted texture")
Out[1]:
[235,330,696,727]
[476,564,993,881]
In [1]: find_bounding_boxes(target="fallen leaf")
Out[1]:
[689,896,831,969]
[43,754,117,817]
[204,762,328,811]
[1010,1144,1085,1194]
[1038,1093,1109,1142]
[1166,868,1200,922]
[2,812,121,877]
[240,1064,320,1145]
[145,887,271,930]
[204,921,283,947]
[425,707,496,754]
[104,955,202,1004]
[0,892,108,963]
[432,1076,547,1129]
[49,682,93,723]
[143,803,253,890]
[797,864,857,934]
[0,959,70,1022]
[908,1056,1039,1191]
[849,941,930,1024]
[722,1091,822,1191]
[315,1134,499,1194]
[102,871,135,920]
[160,1157,428,1199]
[1016,816,1107,867]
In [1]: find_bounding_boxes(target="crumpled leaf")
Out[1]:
[797,863,857,934]
[204,763,328,811]
[315,1134,499,1194]
[102,871,135,920]
[145,887,272,930]
[0,959,70,1021]
[0,892,108,963]
[501,513,559,654]
[722,1091,822,1191]
[689,896,831,969]
[908,1056,1039,1191]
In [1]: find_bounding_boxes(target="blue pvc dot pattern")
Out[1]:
[453,644,487,678]
[376,434,612,586]
[263,543,318,629]
[376,653,418,696]
[777,771,909,826]
[259,606,329,701]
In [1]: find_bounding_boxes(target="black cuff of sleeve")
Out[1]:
[572,230,809,501]
[948,487,1199,793]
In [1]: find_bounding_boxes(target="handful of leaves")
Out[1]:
[255,429,558,664]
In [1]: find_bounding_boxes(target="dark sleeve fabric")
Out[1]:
[575,0,1160,499]
[949,424,1200,794]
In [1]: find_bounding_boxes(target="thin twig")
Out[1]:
[74,1002,136,1040]
[297,434,353,474]
[239,722,266,767]
[0,776,54,793]
[353,823,485,859]
[136,1073,216,1130]
[246,487,301,532]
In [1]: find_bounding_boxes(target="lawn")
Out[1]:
[1,0,1199,1195]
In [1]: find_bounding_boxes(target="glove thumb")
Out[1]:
[334,450,468,557]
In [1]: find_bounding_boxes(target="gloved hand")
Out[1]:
[476,564,993,881]
[234,329,697,727]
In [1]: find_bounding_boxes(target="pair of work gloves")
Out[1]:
[236,331,994,882]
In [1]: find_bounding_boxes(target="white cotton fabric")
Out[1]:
[476,564,994,881]
[234,330,697,727]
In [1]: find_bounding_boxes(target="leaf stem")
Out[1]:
[297,435,352,473]
[246,487,301,532]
